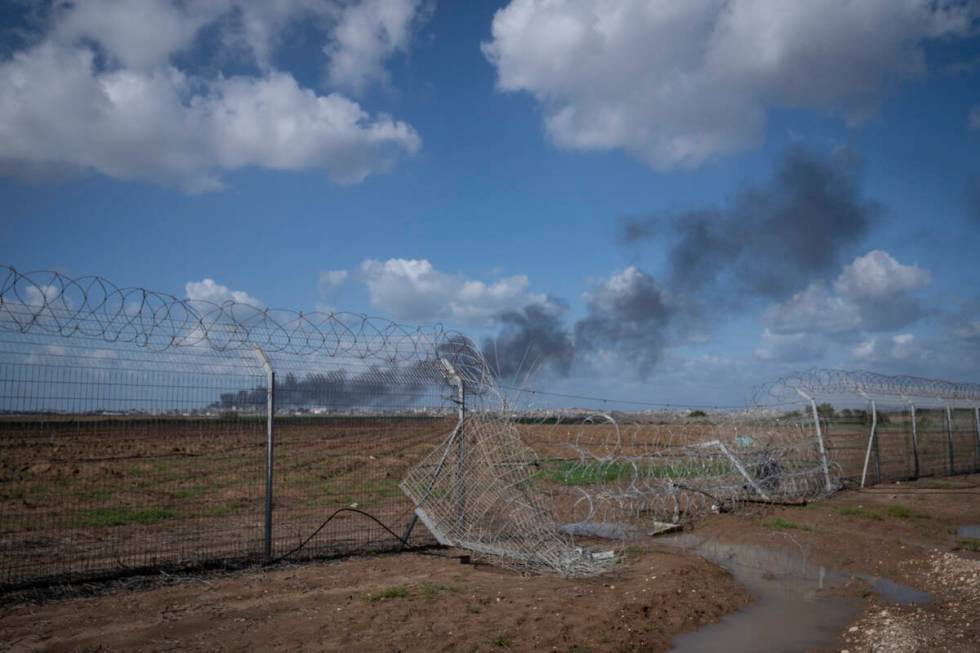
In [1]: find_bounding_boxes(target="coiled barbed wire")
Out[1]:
[0,265,499,391]
[756,369,980,404]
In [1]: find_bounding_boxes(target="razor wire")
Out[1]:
[756,369,980,405]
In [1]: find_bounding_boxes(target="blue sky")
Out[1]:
[1,0,979,404]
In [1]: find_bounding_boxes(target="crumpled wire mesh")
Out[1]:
[517,408,837,539]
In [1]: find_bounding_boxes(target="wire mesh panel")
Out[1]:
[950,408,979,475]
[0,332,267,587]
[757,370,980,486]
[263,351,455,559]
[915,409,952,478]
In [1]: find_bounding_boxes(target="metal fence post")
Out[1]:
[975,407,980,473]
[908,402,919,480]
[797,389,833,493]
[253,346,275,562]
[860,398,878,488]
[945,406,954,476]
[438,358,466,536]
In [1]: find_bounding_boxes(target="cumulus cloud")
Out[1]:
[753,329,826,363]
[852,333,922,365]
[484,0,977,169]
[624,147,878,301]
[765,250,931,337]
[185,278,262,306]
[325,0,427,94]
[357,258,546,326]
[0,1,426,191]
[318,269,349,297]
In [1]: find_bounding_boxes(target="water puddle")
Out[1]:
[660,535,931,653]
[958,524,980,539]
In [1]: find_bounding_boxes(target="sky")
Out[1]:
[1,0,979,405]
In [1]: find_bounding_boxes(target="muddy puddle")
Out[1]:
[659,534,931,653]
[958,524,980,539]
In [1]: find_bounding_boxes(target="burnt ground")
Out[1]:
[1,474,978,653]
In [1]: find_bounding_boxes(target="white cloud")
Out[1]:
[185,278,262,306]
[325,0,426,94]
[970,105,980,130]
[764,250,931,336]
[753,328,826,362]
[318,269,349,296]
[852,333,920,363]
[0,1,426,191]
[832,249,931,299]
[357,258,545,325]
[483,0,976,169]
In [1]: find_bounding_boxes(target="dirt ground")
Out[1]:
[1,474,978,653]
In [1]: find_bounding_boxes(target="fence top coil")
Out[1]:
[757,368,980,405]
[0,264,496,393]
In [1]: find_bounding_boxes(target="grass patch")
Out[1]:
[839,506,883,521]
[79,506,177,527]
[959,539,980,552]
[887,504,930,520]
[493,634,510,648]
[203,500,248,518]
[366,585,409,603]
[420,582,458,599]
[764,517,813,531]
[172,486,206,500]
[538,459,735,486]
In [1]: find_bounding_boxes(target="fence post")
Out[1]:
[253,346,275,562]
[438,358,467,536]
[975,407,980,473]
[908,402,919,480]
[796,389,834,493]
[399,357,466,548]
[860,398,878,488]
[945,406,954,476]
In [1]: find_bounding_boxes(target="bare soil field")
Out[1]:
[2,474,978,653]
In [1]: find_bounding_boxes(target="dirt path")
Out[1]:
[1,474,978,652]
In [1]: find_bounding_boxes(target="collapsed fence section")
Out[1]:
[505,401,838,540]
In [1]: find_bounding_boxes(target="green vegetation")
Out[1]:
[420,582,458,599]
[839,506,883,521]
[887,505,912,519]
[688,410,707,418]
[538,459,735,486]
[958,539,980,552]
[79,506,177,527]
[172,486,206,500]
[493,634,510,648]
[885,504,930,520]
[366,585,410,603]
[764,516,813,531]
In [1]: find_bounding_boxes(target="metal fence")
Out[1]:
[759,370,980,486]
[0,266,473,589]
[2,266,979,588]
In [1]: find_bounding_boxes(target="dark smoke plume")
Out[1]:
[482,300,575,381]
[623,147,878,300]
[573,267,673,378]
